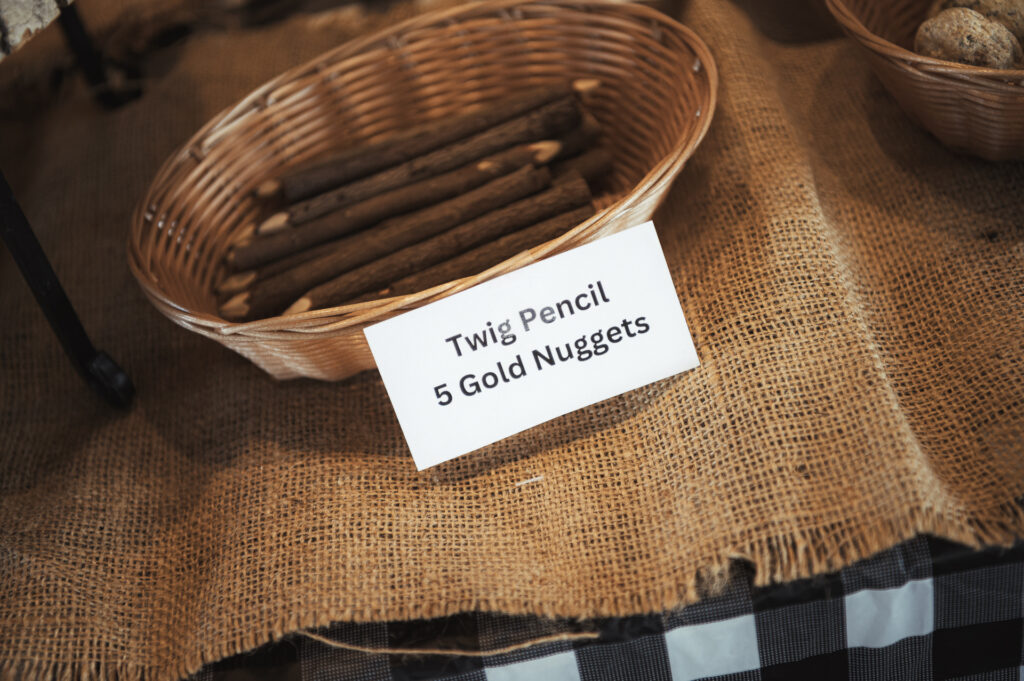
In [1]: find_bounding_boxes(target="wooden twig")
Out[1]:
[256,86,565,201]
[573,78,601,100]
[352,204,597,304]
[286,173,593,313]
[260,95,581,231]
[216,236,340,301]
[554,113,603,161]
[230,141,560,271]
[258,79,599,204]
[228,222,257,248]
[553,147,614,186]
[215,269,257,298]
[258,86,570,203]
[221,165,551,320]
[256,212,289,235]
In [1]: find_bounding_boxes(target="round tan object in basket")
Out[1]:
[826,0,1024,160]
[128,0,717,381]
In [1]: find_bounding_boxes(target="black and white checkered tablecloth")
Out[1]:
[201,535,1024,681]
[282,536,1024,679]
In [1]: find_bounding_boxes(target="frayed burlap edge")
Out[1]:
[4,502,1022,681]
[0,661,155,681]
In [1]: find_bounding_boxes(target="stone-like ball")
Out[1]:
[927,0,1024,45]
[915,7,1024,67]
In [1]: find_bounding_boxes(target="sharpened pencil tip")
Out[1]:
[220,292,250,320]
[231,223,256,246]
[258,212,290,235]
[215,271,257,296]
[284,297,312,315]
[256,179,281,199]
[529,140,562,165]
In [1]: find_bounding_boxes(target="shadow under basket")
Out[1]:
[128,0,718,381]
[826,0,1024,161]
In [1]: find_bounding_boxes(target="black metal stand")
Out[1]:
[0,170,135,408]
[56,2,142,109]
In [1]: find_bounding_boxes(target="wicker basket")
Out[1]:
[128,0,717,381]
[826,0,1024,160]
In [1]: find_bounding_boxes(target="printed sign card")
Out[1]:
[365,221,699,470]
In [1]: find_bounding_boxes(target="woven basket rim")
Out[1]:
[129,0,719,340]
[825,0,1024,80]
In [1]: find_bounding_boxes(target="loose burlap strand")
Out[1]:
[1,1,1022,680]
[296,629,600,657]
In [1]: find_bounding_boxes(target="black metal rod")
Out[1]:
[0,170,134,407]
[55,2,108,89]
[55,2,142,109]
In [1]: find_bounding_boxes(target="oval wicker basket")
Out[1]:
[129,0,717,381]
[826,0,1024,161]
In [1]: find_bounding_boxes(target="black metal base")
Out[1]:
[87,351,136,409]
[0,170,135,408]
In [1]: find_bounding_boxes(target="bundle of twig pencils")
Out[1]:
[217,79,614,321]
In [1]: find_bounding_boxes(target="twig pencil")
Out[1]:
[258,85,574,203]
[259,96,581,231]
[350,204,597,304]
[216,234,344,300]
[221,165,551,320]
[285,173,593,313]
[230,141,561,271]
[216,235,332,299]
[553,147,614,186]
[216,270,257,299]
[553,113,603,161]
[228,223,256,249]
[216,145,606,299]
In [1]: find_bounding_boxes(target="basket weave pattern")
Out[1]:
[128,0,717,380]
[826,0,1024,161]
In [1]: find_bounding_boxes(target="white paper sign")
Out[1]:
[364,221,699,470]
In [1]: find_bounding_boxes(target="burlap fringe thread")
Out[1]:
[298,629,600,657]
[2,503,1022,681]
[0,661,150,681]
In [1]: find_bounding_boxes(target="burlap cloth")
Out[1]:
[2,0,1023,679]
